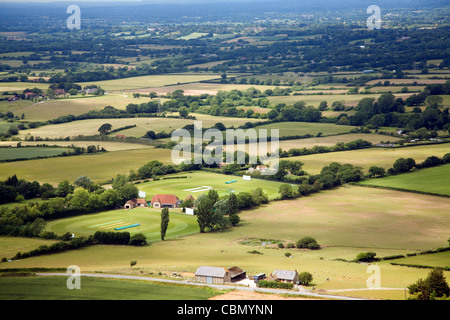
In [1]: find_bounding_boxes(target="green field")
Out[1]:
[390,251,450,269]
[359,164,450,196]
[0,276,221,300]
[0,147,69,161]
[45,207,199,242]
[138,171,287,201]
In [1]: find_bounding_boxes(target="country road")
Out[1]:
[36,272,368,301]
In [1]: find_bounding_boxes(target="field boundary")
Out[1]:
[354,183,450,199]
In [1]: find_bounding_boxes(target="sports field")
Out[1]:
[45,207,199,242]
[359,164,450,196]
[137,171,286,201]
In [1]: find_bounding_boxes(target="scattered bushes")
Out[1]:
[296,237,321,250]
[298,272,314,286]
[257,280,294,290]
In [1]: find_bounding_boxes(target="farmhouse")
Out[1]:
[124,198,148,209]
[151,194,181,209]
[271,270,299,283]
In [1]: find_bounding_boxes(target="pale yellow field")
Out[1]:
[13,94,158,121]
[79,73,223,91]
[289,143,450,174]
[0,141,152,152]
[18,113,265,139]
[0,147,173,185]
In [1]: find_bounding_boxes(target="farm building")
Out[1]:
[228,266,247,282]
[195,266,231,284]
[151,194,181,209]
[271,270,299,283]
[124,198,148,209]
[195,266,246,284]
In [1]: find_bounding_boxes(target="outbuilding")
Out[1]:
[195,266,231,284]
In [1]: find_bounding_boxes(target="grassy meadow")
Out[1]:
[45,207,200,243]
[0,147,69,161]
[0,147,173,185]
[359,164,450,196]
[0,276,222,300]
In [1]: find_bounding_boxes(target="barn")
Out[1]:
[195,266,231,284]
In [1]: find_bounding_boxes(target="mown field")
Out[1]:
[12,95,154,122]
[137,171,287,201]
[18,113,265,140]
[0,147,173,185]
[45,207,199,242]
[0,147,69,161]
[251,121,354,138]
[288,143,450,175]
[218,133,403,156]
[0,276,222,300]
[0,141,154,152]
[359,164,450,196]
[79,73,223,91]
[2,186,449,300]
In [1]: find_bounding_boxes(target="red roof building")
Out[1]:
[124,198,148,210]
[151,194,181,209]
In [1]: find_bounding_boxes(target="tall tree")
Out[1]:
[98,123,112,135]
[160,207,170,241]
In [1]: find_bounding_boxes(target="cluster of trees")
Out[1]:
[8,230,148,261]
[0,175,65,204]
[93,230,147,246]
[348,87,449,132]
[0,174,139,237]
[279,139,372,159]
[388,153,450,175]
[194,188,268,233]
[408,268,450,300]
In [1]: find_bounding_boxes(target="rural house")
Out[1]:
[271,270,299,283]
[151,194,181,209]
[124,198,148,210]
